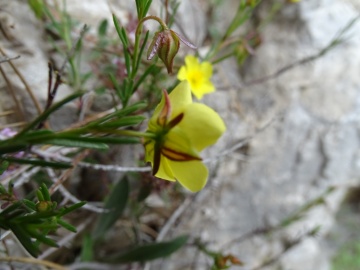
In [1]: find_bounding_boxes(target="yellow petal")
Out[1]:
[192,81,215,100]
[168,160,208,192]
[145,139,176,181]
[168,81,192,116]
[155,155,176,181]
[177,66,187,81]
[149,82,192,131]
[177,103,226,151]
[185,55,199,69]
[200,62,213,79]
[164,126,201,159]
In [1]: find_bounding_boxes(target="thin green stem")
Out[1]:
[138,15,168,31]
[195,240,218,258]
[211,51,235,65]
[165,0,169,24]
[69,58,80,90]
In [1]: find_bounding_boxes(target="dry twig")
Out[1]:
[0,256,67,270]
[0,55,20,64]
[0,47,43,115]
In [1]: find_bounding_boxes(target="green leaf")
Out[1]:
[135,0,141,19]
[112,15,131,76]
[92,176,129,241]
[123,78,134,107]
[57,218,77,232]
[39,183,51,201]
[28,0,44,19]
[134,30,149,75]
[26,228,58,248]
[81,234,94,262]
[92,101,147,126]
[36,189,44,201]
[113,16,128,46]
[99,116,145,128]
[137,183,152,202]
[98,19,108,37]
[95,86,107,95]
[48,136,140,146]
[25,130,55,138]
[143,0,153,19]
[81,137,140,144]
[224,1,260,40]
[0,144,27,155]
[1,157,73,169]
[14,211,58,223]
[41,138,109,150]
[121,27,132,77]
[109,235,189,263]
[28,223,58,230]
[0,160,9,175]
[11,224,40,257]
[133,64,157,92]
[58,201,86,216]
[135,0,152,19]
[109,72,124,100]
[22,199,37,211]
[0,201,23,216]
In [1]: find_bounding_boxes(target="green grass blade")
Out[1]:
[109,235,189,263]
[15,92,84,138]
[41,138,109,150]
[1,157,73,169]
[92,176,129,241]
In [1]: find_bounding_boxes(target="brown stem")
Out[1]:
[0,256,67,270]
[165,0,169,24]
[49,150,90,194]
[0,65,25,122]
[0,55,20,64]
[0,47,43,115]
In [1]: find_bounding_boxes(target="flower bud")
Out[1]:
[36,201,53,212]
[147,29,180,74]
[147,28,197,74]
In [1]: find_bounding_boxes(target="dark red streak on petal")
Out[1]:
[161,147,201,161]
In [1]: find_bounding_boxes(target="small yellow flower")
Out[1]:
[177,55,215,100]
[144,81,225,192]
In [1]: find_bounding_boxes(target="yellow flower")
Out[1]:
[144,81,225,192]
[177,55,215,100]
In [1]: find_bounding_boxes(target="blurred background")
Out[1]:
[0,0,360,269]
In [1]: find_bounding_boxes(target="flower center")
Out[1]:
[187,70,203,89]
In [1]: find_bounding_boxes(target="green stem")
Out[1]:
[138,15,168,32]
[69,58,80,90]
[196,240,218,258]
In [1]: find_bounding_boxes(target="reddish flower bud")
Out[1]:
[147,29,196,74]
